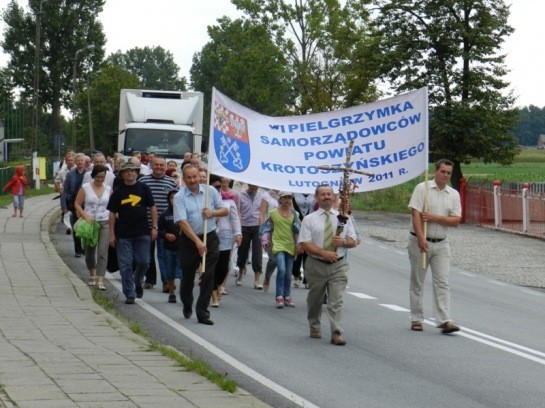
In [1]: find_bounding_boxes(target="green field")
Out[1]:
[352,149,545,213]
[462,149,545,182]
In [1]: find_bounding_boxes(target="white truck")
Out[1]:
[117,89,203,160]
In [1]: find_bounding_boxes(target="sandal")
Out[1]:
[88,275,96,286]
[411,321,423,331]
[219,286,228,296]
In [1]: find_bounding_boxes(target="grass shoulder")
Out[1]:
[351,150,544,213]
[1,185,55,208]
[91,290,237,393]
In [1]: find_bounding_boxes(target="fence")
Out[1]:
[0,164,33,195]
[462,179,545,239]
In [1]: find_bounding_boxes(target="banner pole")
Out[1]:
[422,168,429,269]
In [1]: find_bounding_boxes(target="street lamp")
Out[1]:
[71,44,95,151]
[33,0,49,153]
[85,69,102,153]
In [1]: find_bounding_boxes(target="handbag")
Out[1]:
[73,217,86,234]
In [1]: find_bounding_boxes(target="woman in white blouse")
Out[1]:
[210,176,242,307]
[74,165,112,289]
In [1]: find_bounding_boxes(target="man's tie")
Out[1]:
[323,211,333,251]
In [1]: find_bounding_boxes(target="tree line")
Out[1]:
[0,0,543,188]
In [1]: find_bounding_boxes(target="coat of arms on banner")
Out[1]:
[213,101,250,172]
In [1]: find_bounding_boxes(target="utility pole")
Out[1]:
[86,74,94,152]
[71,44,95,151]
[32,0,48,153]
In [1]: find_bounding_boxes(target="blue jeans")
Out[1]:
[163,248,180,282]
[156,238,168,285]
[275,251,294,298]
[117,235,151,299]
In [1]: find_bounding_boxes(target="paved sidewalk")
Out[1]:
[0,194,269,408]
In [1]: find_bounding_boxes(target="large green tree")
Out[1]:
[74,65,139,154]
[191,17,292,149]
[514,106,545,146]
[0,68,14,101]
[370,0,519,189]
[107,46,187,91]
[1,0,106,148]
[231,0,378,114]
[191,16,293,121]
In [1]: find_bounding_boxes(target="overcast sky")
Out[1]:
[1,0,543,108]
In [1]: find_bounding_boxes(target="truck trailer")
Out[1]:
[117,89,203,160]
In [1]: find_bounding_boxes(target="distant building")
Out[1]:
[538,134,545,149]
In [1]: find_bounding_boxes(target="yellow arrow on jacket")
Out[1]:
[121,194,142,206]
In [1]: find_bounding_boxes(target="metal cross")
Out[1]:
[317,140,374,248]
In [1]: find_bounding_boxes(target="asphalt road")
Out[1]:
[51,219,545,408]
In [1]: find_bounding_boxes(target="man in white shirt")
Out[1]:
[298,185,357,346]
[408,159,462,334]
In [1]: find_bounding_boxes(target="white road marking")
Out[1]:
[394,251,406,255]
[348,286,545,367]
[488,280,507,286]
[457,271,476,277]
[460,326,545,358]
[380,304,410,312]
[421,319,545,366]
[521,289,543,296]
[347,292,377,300]
[106,273,319,408]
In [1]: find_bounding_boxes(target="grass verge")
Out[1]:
[148,341,238,393]
[90,289,238,393]
[92,290,115,313]
[0,185,56,208]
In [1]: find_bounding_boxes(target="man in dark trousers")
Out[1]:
[139,156,178,292]
[63,152,87,257]
[107,162,158,304]
[173,165,228,325]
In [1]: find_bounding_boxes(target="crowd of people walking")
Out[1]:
[52,149,461,345]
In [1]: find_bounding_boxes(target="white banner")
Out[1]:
[208,87,428,194]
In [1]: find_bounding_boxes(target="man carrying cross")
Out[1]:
[298,184,358,346]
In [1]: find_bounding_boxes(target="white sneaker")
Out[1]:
[254,281,263,290]
[276,297,284,308]
[284,297,295,307]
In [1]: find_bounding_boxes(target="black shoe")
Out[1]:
[183,307,192,319]
[75,253,82,258]
[168,294,177,303]
[143,283,153,289]
[135,285,143,299]
[198,318,214,325]
[125,297,135,305]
